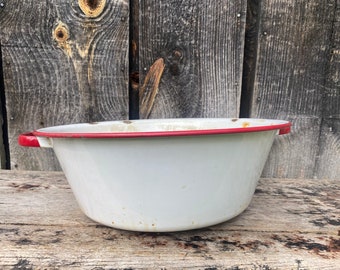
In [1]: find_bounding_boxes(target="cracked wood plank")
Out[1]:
[139,58,165,119]
[0,170,339,269]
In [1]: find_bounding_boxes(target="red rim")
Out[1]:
[32,122,291,139]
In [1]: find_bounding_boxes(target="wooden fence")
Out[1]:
[0,0,339,180]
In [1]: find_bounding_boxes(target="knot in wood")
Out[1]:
[53,23,69,43]
[168,49,184,76]
[53,22,72,57]
[172,50,182,60]
[78,0,106,18]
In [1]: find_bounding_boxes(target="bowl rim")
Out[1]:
[31,118,291,139]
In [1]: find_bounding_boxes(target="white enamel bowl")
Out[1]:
[19,118,290,232]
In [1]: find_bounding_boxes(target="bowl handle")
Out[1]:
[18,132,42,148]
[278,124,291,135]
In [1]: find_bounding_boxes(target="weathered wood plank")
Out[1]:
[0,225,338,269]
[138,0,247,118]
[315,1,340,179]
[0,0,129,170]
[250,0,339,179]
[0,171,339,268]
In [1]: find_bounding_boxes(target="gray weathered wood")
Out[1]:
[0,170,339,269]
[315,1,340,179]
[138,0,247,118]
[249,0,339,179]
[0,0,129,171]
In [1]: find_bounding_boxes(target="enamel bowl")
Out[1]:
[19,118,290,232]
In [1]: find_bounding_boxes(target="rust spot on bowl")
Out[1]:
[242,122,250,128]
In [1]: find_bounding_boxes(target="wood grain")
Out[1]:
[0,170,339,269]
[138,0,247,118]
[250,0,339,179]
[0,0,129,170]
[315,2,340,179]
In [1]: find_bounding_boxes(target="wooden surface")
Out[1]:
[315,1,340,180]
[138,0,247,118]
[0,170,339,269]
[0,0,129,171]
[249,0,340,179]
